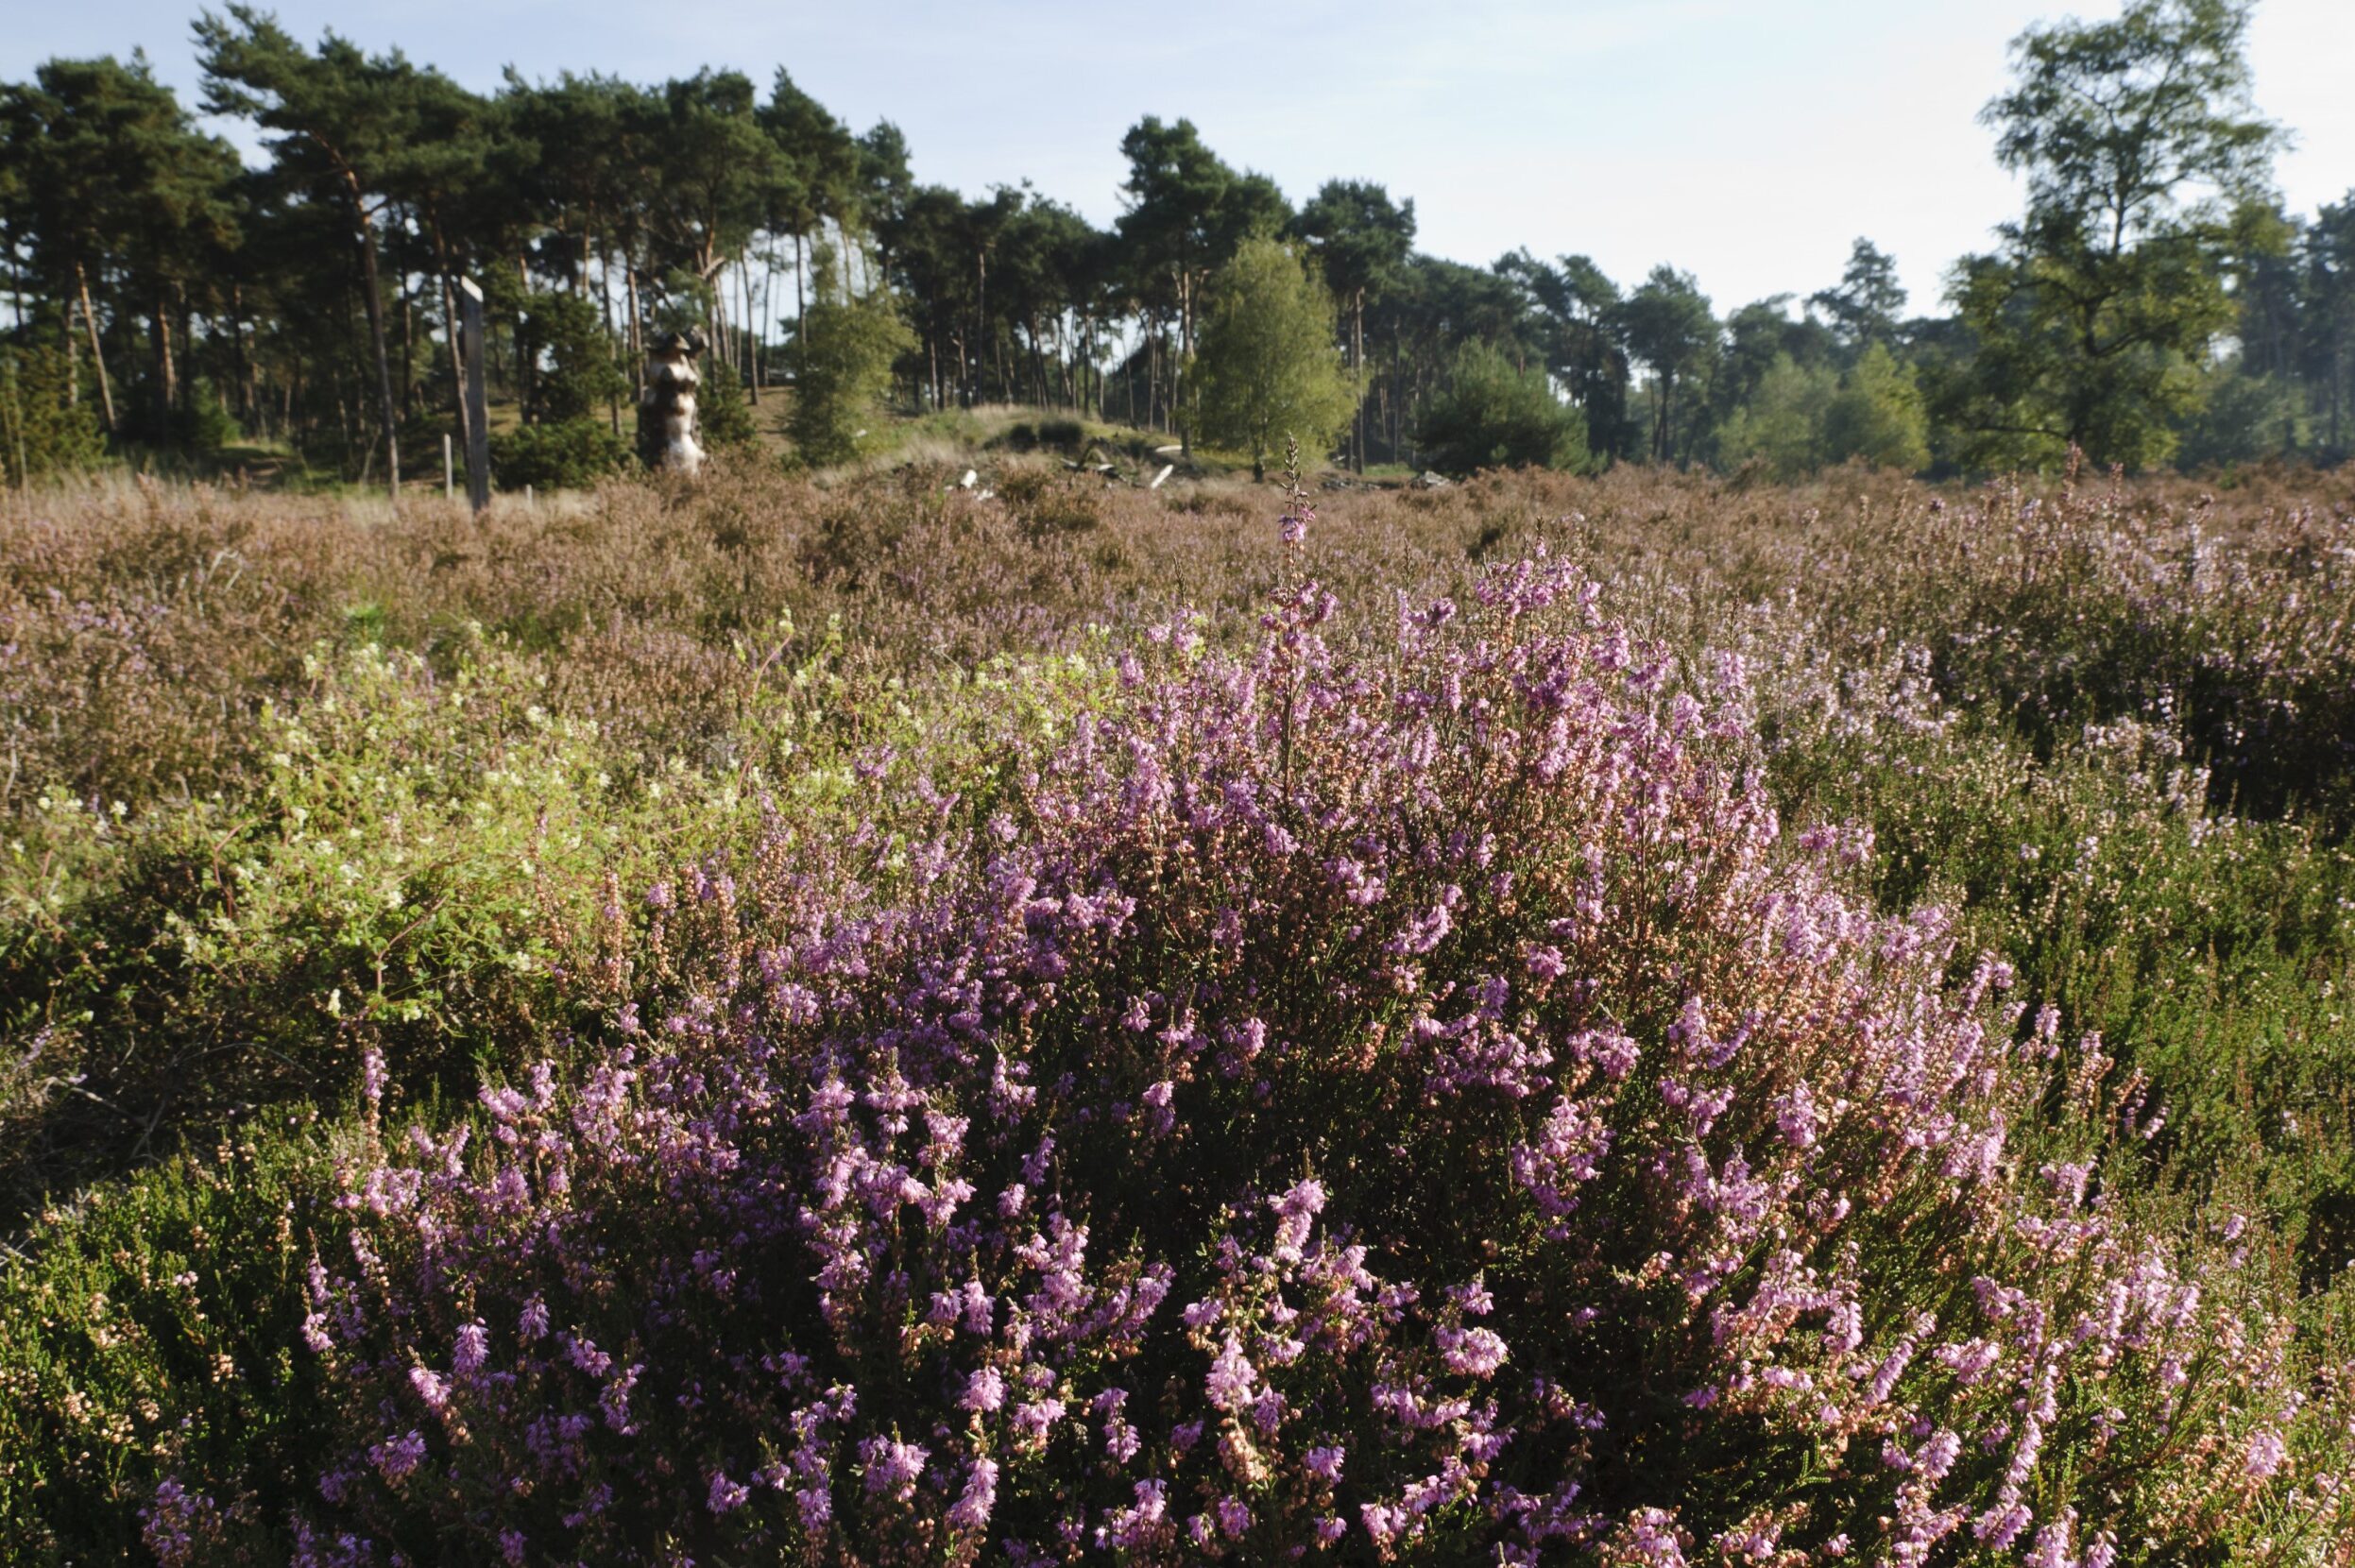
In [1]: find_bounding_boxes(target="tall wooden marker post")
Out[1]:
[459,277,491,515]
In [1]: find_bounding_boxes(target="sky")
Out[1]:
[8,0,2353,316]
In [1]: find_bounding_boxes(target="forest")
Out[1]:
[2,0,2352,493]
[8,3,2355,1563]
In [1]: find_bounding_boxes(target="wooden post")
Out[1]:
[460,278,490,515]
[443,433,453,501]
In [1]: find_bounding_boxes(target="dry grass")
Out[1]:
[5,456,2353,821]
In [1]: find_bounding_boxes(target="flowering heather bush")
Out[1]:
[237,549,2345,1564]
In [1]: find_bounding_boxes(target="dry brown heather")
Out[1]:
[4,456,2354,822]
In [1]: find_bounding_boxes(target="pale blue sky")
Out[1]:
[9,1,2352,315]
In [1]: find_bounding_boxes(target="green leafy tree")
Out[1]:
[2173,356,2303,467]
[1192,237,1355,481]
[378,68,497,430]
[1823,342,1931,470]
[499,73,655,439]
[1383,257,1528,438]
[759,69,857,318]
[488,289,631,489]
[785,243,912,467]
[1415,337,1588,476]
[1716,354,1835,480]
[1713,297,1836,436]
[649,71,776,285]
[2302,194,2355,455]
[1947,0,2282,469]
[1719,343,1928,478]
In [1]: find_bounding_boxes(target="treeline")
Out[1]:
[1,0,2350,491]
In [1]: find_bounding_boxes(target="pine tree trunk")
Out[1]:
[598,244,622,434]
[440,271,472,458]
[625,264,644,397]
[400,284,415,420]
[230,283,253,429]
[1176,271,1191,455]
[741,255,759,405]
[77,263,116,434]
[345,179,401,500]
[151,294,176,437]
[1353,290,1366,473]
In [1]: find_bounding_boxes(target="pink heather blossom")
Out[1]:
[1273,1177,1326,1219]
[406,1367,450,1411]
[140,1479,217,1568]
[861,1436,928,1498]
[961,1366,1006,1412]
[1013,1397,1066,1441]
[1206,1337,1257,1411]
[261,544,2325,1564]
[947,1457,998,1530]
[367,1430,427,1484]
[1440,1325,1510,1377]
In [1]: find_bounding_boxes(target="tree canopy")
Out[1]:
[1192,238,1355,480]
[0,2,2345,491]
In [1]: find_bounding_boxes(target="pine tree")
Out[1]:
[785,244,911,468]
[1415,338,1589,476]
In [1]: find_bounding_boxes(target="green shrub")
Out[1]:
[996,466,1103,537]
[1821,343,1931,472]
[0,639,763,1215]
[517,291,629,428]
[0,340,105,486]
[1415,338,1588,475]
[695,358,759,452]
[785,244,913,468]
[0,1122,335,1564]
[997,418,1085,453]
[486,418,627,492]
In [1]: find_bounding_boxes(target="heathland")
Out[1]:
[3,452,2353,1563]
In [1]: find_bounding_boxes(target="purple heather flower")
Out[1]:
[708,1471,750,1515]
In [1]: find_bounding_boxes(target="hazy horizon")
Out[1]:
[8,0,2353,318]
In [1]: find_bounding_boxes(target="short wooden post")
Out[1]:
[443,434,454,501]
